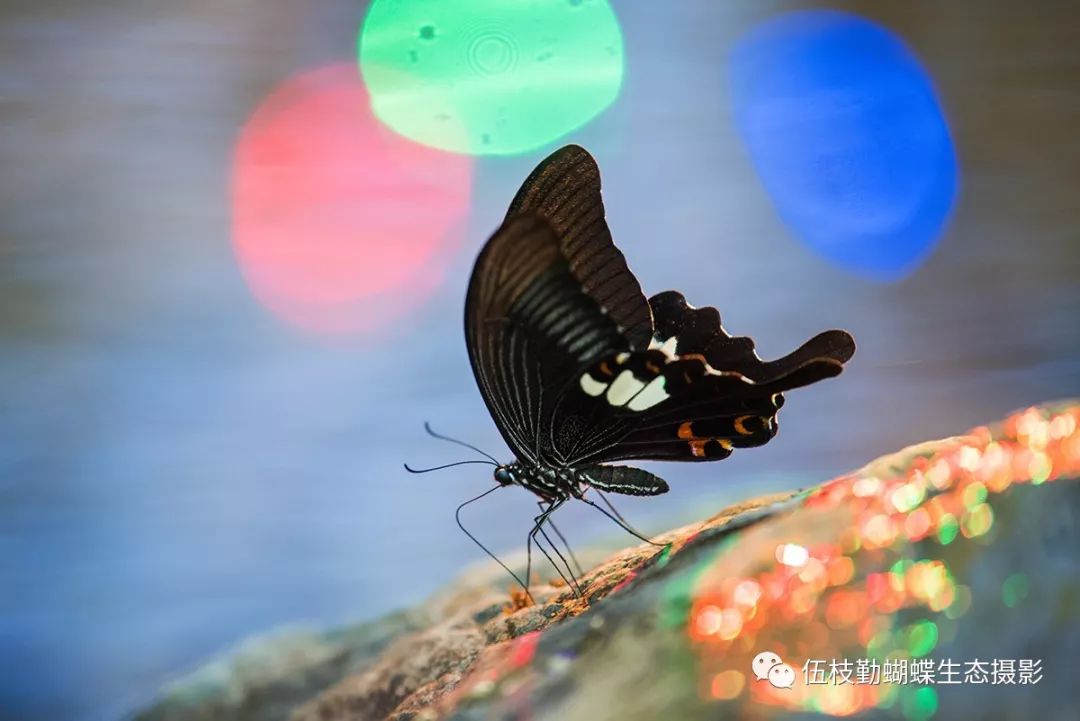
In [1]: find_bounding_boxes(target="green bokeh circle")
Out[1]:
[358,0,625,156]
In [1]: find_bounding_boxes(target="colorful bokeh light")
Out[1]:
[358,0,624,155]
[682,403,1080,717]
[729,11,958,279]
[232,64,472,335]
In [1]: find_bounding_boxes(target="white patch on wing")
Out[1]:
[606,370,645,406]
[660,336,678,356]
[579,373,608,397]
[627,376,669,411]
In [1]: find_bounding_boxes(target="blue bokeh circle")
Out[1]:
[729,11,959,280]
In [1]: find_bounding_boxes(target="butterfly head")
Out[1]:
[494,465,515,487]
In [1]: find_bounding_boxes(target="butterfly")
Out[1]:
[467,145,854,501]
[418,144,854,595]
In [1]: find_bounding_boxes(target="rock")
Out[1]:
[134,611,425,721]
[136,402,1080,721]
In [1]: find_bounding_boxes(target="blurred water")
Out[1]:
[1,2,1078,720]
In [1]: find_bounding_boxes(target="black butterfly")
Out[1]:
[469,144,853,493]
[420,145,854,594]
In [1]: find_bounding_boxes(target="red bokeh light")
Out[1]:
[232,63,472,335]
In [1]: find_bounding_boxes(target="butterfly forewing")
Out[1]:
[465,213,629,463]
[506,145,653,352]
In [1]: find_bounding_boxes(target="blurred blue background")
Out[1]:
[1,2,1078,720]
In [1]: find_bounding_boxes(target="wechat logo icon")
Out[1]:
[752,651,796,689]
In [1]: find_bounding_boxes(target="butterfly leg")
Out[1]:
[527,499,582,596]
[592,488,650,542]
[577,494,666,547]
[523,502,548,598]
[455,485,533,603]
[535,524,581,596]
[544,510,585,577]
[536,502,584,592]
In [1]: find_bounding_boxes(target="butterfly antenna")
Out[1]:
[579,496,666,547]
[456,486,533,602]
[404,459,496,474]
[423,422,500,464]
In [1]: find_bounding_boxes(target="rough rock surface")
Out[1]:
[137,402,1080,721]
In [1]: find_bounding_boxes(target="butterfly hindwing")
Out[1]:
[548,348,779,464]
[546,293,855,465]
[649,291,855,388]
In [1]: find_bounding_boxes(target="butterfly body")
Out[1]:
[466,145,856,502]
[494,461,669,502]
